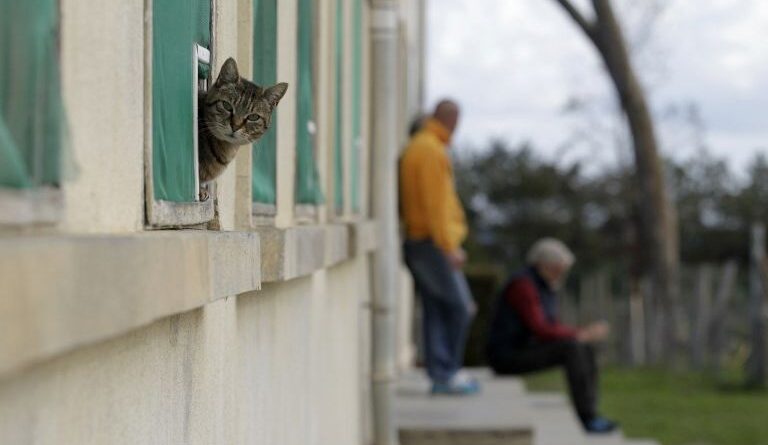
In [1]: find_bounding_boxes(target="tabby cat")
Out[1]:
[198,57,288,184]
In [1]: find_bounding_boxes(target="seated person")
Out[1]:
[486,238,617,433]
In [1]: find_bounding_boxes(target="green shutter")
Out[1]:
[351,0,363,212]
[0,0,63,189]
[295,0,324,205]
[333,0,345,212]
[152,0,211,202]
[252,0,278,205]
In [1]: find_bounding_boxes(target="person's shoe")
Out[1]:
[584,416,619,434]
[431,372,481,396]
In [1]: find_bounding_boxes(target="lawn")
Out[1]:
[524,367,768,445]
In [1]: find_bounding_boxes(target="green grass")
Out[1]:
[524,368,768,445]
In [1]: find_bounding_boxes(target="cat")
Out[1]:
[198,57,288,186]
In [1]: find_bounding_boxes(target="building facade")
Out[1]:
[0,0,424,443]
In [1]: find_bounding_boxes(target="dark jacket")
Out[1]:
[486,267,576,358]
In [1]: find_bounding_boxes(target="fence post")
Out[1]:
[710,260,738,375]
[629,278,647,366]
[691,264,714,369]
[643,276,663,364]
[746,223,768,387]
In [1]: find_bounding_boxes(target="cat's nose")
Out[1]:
[231,118,245,131]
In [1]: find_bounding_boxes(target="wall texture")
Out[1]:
[0,258,371,445]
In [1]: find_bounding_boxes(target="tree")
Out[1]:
[551,0,680,361]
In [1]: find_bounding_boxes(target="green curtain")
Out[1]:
[295,0,324,205]
[350,0,363,212]
[333,0,345,212]
[0,0,63,189]
[252,0,278,205]
[152,0,211,202]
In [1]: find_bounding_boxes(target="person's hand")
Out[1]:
[447,248,467,270]
[577,321,610,343]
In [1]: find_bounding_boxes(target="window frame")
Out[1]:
[250,0,280,221]
[293,0,323,224]
[349,0,363,216]
[331,0,346,219]
[143,0,216,228]
[0,0,64,227]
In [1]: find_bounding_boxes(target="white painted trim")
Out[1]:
[192,44,202,200]
[196,44,211,64]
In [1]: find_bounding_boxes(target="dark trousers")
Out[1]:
[404,239,474,384]
[489,341,599,423]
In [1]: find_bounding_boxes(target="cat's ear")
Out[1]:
[216,58,239,85]
[264,82,289,108]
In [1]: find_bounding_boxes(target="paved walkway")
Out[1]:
[395,369,660,445]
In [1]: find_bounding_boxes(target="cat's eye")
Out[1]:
[220,101,233,113]
[247,114,263,123]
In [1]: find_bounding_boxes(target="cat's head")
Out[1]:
[202,58,288,145]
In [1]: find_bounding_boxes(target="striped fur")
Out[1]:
[198,58,288,183]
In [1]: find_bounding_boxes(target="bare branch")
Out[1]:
[553,0,597,42]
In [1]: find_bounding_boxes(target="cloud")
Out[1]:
[427,0,768,173]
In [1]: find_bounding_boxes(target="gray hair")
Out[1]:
[526,238,575,268]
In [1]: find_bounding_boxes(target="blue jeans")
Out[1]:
[403,239,474,384]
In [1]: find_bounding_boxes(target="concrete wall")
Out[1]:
[59,0,145,233]
[0,258,371,445]
[0,0,423,443]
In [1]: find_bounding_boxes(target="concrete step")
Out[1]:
[525,392,660,445]
[397,369,534,445]
[526,393,591,445]
[395,369,662,445]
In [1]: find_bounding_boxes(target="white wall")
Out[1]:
[0,258,371,445]
[60,0,145,233]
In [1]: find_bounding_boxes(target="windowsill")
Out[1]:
[0,187,62,226]
[0,219,378,380]
[293,204,318,225]
[147,198,215,228]
[252,202,277,216]
[0,230,261,379]
[256,219,377,283]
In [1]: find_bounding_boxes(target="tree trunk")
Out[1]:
[553,0,681,362]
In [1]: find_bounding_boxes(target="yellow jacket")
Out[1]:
[399,119,468,253]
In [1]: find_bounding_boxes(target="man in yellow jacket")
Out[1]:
[400,99,479,395]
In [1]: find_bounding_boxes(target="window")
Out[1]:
[350,0,363,214]
[146,0,214,226]
[295,0,324,209]
[0,0,64,224]
[251,0,278,216]
[332,0,345,215]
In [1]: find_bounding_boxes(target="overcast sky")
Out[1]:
[426,0,768,174]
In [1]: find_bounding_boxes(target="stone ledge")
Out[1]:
[0,231,261,380]
[258,220,378,283]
